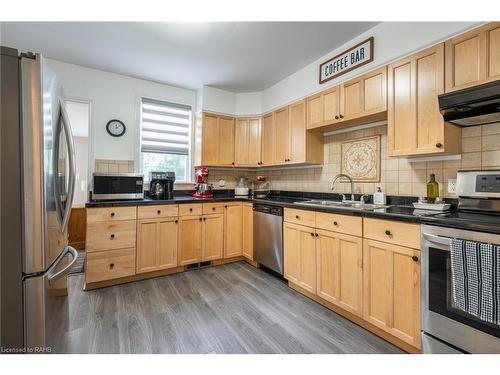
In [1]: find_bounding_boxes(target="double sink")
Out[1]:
[294,200,391,211]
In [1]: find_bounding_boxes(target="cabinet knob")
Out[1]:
[109,263,114,269]
[231,162,235,165]
[335,115,339,120]
[436,142,442,148]
[199,217,202,221]
[385,230,391,236]
[212,207,216,210]
[174,220,178,224]
[315,233,319,237]
[333,221,338,226]
[310,232,314,237]
[157,210,161,214]
[412,255,419,262]
[295,215,300,219]
[339,114,344,119]
[110,212,115,217]
[203,217,206,221]
[189,208,193,212]
[225,205,228,208]
[110,234,115,239]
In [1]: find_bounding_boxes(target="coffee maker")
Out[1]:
[193,167,213,199]
[149,172,175,200]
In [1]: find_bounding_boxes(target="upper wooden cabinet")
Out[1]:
[235,117,261,167]
[196,113,235,167]
[261,112,276,166]
[306,66,387,130]
[274,106,290,165]
[445,22,500,92]
[388,43,461,157]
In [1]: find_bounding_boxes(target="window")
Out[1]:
[140,98,192,182]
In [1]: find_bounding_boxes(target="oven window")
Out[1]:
[428,246,500,338]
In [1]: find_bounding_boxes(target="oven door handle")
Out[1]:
[422,233,452,250]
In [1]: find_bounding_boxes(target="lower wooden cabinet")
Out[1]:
[283,222,316,294]
[178,215,203,266]
[363,238,421,349]
[223,203,243,258]
[202,214,224,261]
[136,217,178,274]
[242,202,253,260]
[316,229,363,317]
[86,248,136,283]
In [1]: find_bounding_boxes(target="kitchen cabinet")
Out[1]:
[363,239,421,349]
[274,106,290,165]
[445,22,500,92]
[223,202,243,258]
[316,229,363,317]
[178,214,203,266]
[283,222,316,294]
[197,112,235,167]
[202,214,224,261]
[388,43,461,156]
[261,112,275,166]
[242,202,253,260]
[235,117,261,167]
[306,66,387,130]
[136,217,178,274]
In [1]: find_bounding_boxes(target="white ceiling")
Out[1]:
[0,22,379,92]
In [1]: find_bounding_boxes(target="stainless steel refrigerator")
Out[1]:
[1,47,78,353]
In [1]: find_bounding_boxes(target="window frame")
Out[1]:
[137,95,194,184]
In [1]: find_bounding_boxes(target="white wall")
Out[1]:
[235,92,262,116]
[73,137,89,206]
[199,86,262,116]
[261,22,480,113]
[47,59,197,166]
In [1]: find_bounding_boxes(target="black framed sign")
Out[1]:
[319,37,374,84]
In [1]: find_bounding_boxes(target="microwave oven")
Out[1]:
[92,173,144,200]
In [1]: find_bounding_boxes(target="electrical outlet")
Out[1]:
[448,179,457,194]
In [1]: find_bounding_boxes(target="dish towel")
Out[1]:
[450,238,500,325]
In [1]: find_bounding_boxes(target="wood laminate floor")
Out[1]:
[57,262,402,354]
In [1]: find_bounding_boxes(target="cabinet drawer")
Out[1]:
[86,248,136,283]
[87,206,137,223]
[179,204,202,216]
[315,212,362,237]
[363,218,420,249]
[137,204,178,219]
[86,220,136,252]
[202,203,224,214]
[284,208,316,227]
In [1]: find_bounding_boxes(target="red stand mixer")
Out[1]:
[192,167,214,199]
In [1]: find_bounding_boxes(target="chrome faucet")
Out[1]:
[330,174,355,202]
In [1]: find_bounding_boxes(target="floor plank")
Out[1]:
[59,262,403,354]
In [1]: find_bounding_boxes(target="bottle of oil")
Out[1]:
[426,173,439,203]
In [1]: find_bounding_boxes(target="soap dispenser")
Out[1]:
[373,186,386,205]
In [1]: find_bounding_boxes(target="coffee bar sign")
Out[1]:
[319,37,374,84]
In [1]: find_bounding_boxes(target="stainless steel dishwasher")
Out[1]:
[253,203,283,275]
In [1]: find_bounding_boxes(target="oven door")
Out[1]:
[421,225,500,353]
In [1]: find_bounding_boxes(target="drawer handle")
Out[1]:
[110,212,115,217]
[333,221,338,226]
[109,263,114,270]
[385,230,392,236]
[189,208,193,212]
[412,255,419,262]
[225,205,228,208]
[295,215,300,219]
[157,210,161,214]
[212,207,216,210]
[110,234,115,239]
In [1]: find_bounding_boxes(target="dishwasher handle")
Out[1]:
[253,204,283,216]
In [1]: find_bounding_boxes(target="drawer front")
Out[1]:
[86,220,136,252]
[284,208,316,227]
[202,203,225,215]
[179,203,202,216]
[315,212,362,237]
[87,206,137,223]
[137,204,178,219]
[363,218,420,249]
[86,248,136,283]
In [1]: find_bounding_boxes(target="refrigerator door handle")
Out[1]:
[53,99,76,232]
[47,245,78,284]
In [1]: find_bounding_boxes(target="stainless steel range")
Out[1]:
[421,170,500,353]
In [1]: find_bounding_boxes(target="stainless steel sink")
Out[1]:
[294,200,390,210]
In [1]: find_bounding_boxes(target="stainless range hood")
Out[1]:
[438,80,500,126]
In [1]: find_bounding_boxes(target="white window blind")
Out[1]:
[140,98,191,155]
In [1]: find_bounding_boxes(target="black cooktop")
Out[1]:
[422,210,500,234]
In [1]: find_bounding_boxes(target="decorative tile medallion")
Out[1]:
[341,135,380,182]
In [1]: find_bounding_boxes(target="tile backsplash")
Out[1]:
[210,122,500,198]
[95,159,135,173]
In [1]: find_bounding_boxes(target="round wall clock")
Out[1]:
[106,119,126,137]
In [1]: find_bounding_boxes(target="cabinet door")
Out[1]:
[445,22,500,92]
[136,219,158,274]
[289,100,306,164]
[261,113,275,166]
[224,203,243,258]
[316,230,363,316]
[363,239,421,349]
[323,86,340,124]
[218,117,235,166]
[306,93,323,129]
[242,203,253,260]
[202,113,219,165]
[202,214,224,261]
[274,106,289,165]
[247,118,261,167]
[178,215,202,266]
[234,118,249,166]
[157,218,178,270]
[284,222,301,284]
